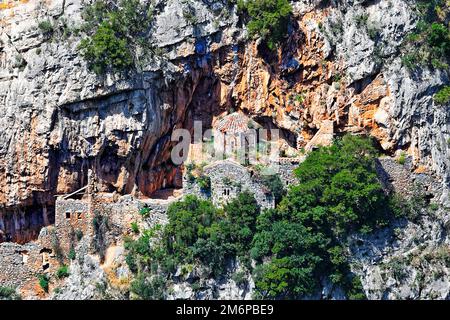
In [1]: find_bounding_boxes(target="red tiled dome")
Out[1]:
[215,112,250,134]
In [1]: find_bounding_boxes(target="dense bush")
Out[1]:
[78,0,154,74]
[250,135,390,298]
[126,135,403,299]
[38,20,54,36]
[434,86,450,105]
[0,286,20,300]
[237,0,292,50]
[130,273,165,300]
[38,275,49,293]
[402,0,450,70]
[56,265,70,279]
[126,191,260,299]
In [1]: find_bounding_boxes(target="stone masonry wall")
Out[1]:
[203,160,275,210]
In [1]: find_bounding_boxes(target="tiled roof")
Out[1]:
[215,112,250,134]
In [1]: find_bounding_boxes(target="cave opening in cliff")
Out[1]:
[254,116,299,150]
[0,204,55,244]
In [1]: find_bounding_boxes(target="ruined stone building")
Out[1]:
[204,160,275,209]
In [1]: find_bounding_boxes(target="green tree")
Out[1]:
[238,0,292,50]
[79,21,133,74]
[251,135,390,299]
[78,0,154,74]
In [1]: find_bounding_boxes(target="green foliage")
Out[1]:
[251,217,327,298]
[68,248,76,260]
[125,135,402,300]
[56,265,70,279]
[130,273,165,300]
[238,0,293,50]
[223,191,261,264]
[78,0,155,74]
[251,135,392,299]
[402,0,450,70]
[197,175,211,193]
[347,276,366,300]
[434,86,450,105]
[79,21,133,74]
[185,163,196,183]
[131,222,140,234]
[354,14,368,29]
[139,206,151,217]
[398,152,407,165]
[289,134,390,235]
[232,271,248,287]
[0,286,20,300]
[76,229,83,241]
[126,192,261,292]
[38,275,50,293]
[38,20,54,35]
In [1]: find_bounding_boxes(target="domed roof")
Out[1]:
[215,112,251,134]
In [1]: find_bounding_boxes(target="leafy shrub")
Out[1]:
[251,135,392,299]
[68,248,76,260]
[79,21,133,74]
[347,276,366,300]
[0,286,20,300]
[402,0,449,70]
[130,273,165,300]
[398,152,406,165]
[197,175,211,193]
[139,206,151,217]
[38,275,50,293]
[131,222,140,234]
[126,192,260,287]
[238,0,292,50]
[56,265,70,279]
[232,271,248,287]
[38,20,54,35]
[185,163,196,183]
[78,0,155,74]
[434,86,450,105]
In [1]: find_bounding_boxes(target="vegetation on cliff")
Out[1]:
[251,135,397,299]
[125,135,404,299]
[237,0,292,50]
[78,0,155,74]
[0,286,21,300]
[434,85,450,105]
[402,0,450,70]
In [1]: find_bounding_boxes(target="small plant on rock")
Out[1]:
[139,207,151,217]
[131,221,140,234]
[56,265,70,279]
[38,275,50,293]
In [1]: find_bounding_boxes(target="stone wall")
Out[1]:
[203,160,275,210]
[278,158,304,187]
[0,192,174,298]
[376,156,441,200]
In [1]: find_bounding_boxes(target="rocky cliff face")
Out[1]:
[0,0,449,299]
[0,0,243,243]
